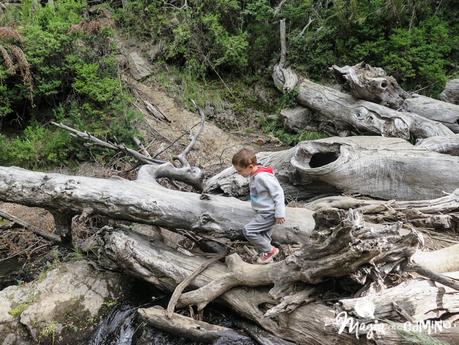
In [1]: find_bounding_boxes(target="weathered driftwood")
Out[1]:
[52,101,206,191]
[172,209,420,312]
[280,106,319,133]
[204,146,338,200]
[138,306,251,343]
[272,63,452,139]
[416,135,459,156]
[304,188,459,232]
[102,207,421,310]
[206,136,459,201]
[331,62,409,108]
[332,63,459,132]
[413,245,459,273]
[440,78,459,105]
[234,320,296,345]
[340,272,459,322]
[0,166,313,244]
[101,228,457,345]
[404,95,459,133]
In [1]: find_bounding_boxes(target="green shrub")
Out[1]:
[0,0,141,169]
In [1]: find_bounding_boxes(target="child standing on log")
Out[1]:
[232,148,286,264]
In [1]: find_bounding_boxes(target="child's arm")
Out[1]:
[260,174,286,219]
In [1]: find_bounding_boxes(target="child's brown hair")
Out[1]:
[232,148,257,168]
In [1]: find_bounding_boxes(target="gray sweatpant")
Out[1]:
[243,212,275,253]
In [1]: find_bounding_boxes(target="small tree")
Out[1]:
[0,27,33,103]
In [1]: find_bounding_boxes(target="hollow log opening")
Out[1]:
[293,142,342,171]
[309,152,340,168]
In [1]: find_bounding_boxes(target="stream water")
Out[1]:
[88,279,257,345]
[89,304,257,345]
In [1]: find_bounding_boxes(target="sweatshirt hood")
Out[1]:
[251,166,274,176]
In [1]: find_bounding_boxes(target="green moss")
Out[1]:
[8,293,37,318]
[39,321,58,345]
[37,297,96,344]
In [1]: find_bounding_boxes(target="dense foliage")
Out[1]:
[0,0,139,169]
[118,0,458,94]
[1,0,458,168]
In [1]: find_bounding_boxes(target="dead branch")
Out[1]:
[166,252,226,318]
[138,306,251,343]
[0,209,60,243]
[407,263,459,292]
[51,121,165,165]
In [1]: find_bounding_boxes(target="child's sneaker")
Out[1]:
[256,247,279,264]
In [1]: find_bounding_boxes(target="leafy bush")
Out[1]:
[116,0,458,96]
[0,0,141,168]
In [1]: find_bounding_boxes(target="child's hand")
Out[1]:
[275,217,285,224]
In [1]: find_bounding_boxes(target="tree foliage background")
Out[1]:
[0,0,458,168]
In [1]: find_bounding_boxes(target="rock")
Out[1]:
[0,261,123,344]
[127,52,153,80]
[253,83,273,105]
[0,285,32,345]
[203,102,216,119]
[215,109,238,129]
[147,42,163,62]
[440,79,459,105]
[280,106,315,133]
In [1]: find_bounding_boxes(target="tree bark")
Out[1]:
[332,63,459,132]
[206,136,459,201]
[138,306,251,343]
[0,166,313,244]
[340,272,459,324]
[272,64,453,140]
[416,134,459,156]
[100,228,458,345]
[102,207,421,312]
[304,189,459,233]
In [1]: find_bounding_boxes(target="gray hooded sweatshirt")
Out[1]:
[249,166,286,218]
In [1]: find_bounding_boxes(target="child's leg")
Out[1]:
[260,227,273,246]
[243,213,275,253]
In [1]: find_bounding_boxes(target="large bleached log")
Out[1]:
[440,78,459,105]
[138,306,251,343]
[403,95,459,132]
[304,189,459,232]
[101,228,457,345]
[416,135,459,156]
[206,136,459,201]
[332,63,459,132]
[173,209,420,311]
[204,147,339,200]
[340,272,459,322]
[272,64,453,140]
[412,245,459,273]
[103,207,421,310]
[0,166,313,244]
[332,62,409,108]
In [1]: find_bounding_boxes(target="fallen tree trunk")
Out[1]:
[304,189,459,232]
[416,135,459,156]
[272,64,453,140]
[100,227,458,345]
[0,166,313,244]
[340,272,459,321]
[413,245,459,273]
[332,63,459,132]
[138,306,251,343]
[105,209,421,312]
[206,136,459,201]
